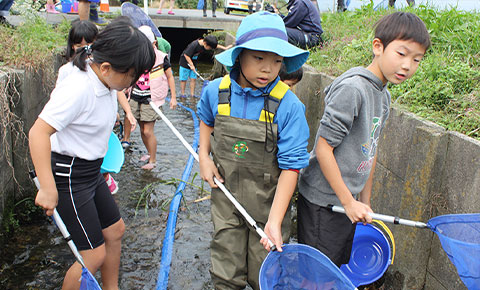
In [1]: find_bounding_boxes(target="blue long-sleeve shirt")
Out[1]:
[282,0,323,35]
[197,69,310,170]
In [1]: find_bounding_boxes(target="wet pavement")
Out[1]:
[0,71,216,289]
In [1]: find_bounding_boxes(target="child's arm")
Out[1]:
[165,67,177,110]
[262,169,298,252]
[359,154,377,207]
[315,136,373,223]
[117,91,136,132]
[198,121,224,188]
[184,54,196,71]
[216,44,233,51]
[29,119,58,216]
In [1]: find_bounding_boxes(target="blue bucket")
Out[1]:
[61,0,72,13]
[100,132,125,174]
[340,223,392,287]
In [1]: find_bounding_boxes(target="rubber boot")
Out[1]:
[46,3,59,13]
[89,3,107,25]
[255,2,261,12]
[212,0,217,17]
[203,2,207,17]
[248,4,253,14]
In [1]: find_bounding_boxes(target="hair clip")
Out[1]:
[84,45,92,55]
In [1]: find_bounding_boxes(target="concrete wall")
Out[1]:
[0,72,15,218]
[295,67,479,290]
[0,62,57,222]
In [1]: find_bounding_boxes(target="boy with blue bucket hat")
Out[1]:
[197,11,310,290]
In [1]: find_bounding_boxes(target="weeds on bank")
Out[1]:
[312,3,480,139]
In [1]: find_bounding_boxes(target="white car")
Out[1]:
[223,0,264,14]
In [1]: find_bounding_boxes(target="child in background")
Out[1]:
[197,12,310,290]
[121,25,177,170]
[178,35,230,98]
[57,19,137,194]
[279,63,303,89]
[298,12,430,267]
[29,19,155,288]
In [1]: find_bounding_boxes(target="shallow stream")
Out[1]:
[0,67,217,289]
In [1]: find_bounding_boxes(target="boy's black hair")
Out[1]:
[66,20,98,60]
[279,63,303,83]
[374,12,431,51]
[73,17,155,86]
[204,35,218,49]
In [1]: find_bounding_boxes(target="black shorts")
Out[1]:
[52,152,121,251]
[297,193,356,267]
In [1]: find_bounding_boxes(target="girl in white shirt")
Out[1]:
[57,19,136,195]
[29,18,155,289]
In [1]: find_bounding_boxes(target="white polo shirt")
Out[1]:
[56,61,79,86]
[40,63,118,161]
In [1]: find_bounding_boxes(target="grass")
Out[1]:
[0,4,478,140]
[310,3,480,140]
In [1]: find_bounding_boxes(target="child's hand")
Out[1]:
[35,187,58,216]
[344,199,373,224]
[199,155,223,188]
[125,112,137,132]
[169,97,177,110]
[262,221,283,252]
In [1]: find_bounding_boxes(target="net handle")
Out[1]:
[328,205,428,228]
[149,101,276,249]
[29,171,88,268]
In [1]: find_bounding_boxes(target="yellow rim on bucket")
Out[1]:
[372,219,395,264]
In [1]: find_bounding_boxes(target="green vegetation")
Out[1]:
[0,17,70,68]
[311,3,480,139]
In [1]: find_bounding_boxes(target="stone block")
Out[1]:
[373,118,448,290]
[295,70,333,151]
[0,71,15,221]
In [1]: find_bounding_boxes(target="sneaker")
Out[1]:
[46,3,59,13]
[106,174,119,194]
[121,141,131,149]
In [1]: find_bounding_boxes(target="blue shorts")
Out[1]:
[179,66,197,81]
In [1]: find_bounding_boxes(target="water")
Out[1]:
[318,0,480,11]
[0,66,215,289]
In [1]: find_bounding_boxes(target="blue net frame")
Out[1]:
[428,213,480,290]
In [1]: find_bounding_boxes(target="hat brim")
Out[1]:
[216,37,309,73]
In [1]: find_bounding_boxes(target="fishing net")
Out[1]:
[80,267,102,290]
[259,244,357,290]
[428,213,480,290]
[121,2,162,38]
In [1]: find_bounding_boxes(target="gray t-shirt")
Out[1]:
[299,67,391,207]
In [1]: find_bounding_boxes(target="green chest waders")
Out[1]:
[209,77,292,290]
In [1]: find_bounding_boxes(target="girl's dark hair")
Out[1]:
[73,17,155,86]
[374,12,431,51]
[66,20,98,60]
[204,35,218,49]
[279,63,303,83]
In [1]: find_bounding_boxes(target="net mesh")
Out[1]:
[80,267,102,290]
[121,2,162,38]
[428,213,480,290]
[259,244,356,290]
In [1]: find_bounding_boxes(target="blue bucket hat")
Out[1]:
[215,11,309,73]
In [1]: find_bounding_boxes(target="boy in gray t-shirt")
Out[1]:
[298,12,431,266]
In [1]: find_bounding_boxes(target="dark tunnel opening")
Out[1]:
[159,27,217,63]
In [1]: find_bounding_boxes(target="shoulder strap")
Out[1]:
[217,75,231,116]
[259,80,290,123]
[216,76,290,122]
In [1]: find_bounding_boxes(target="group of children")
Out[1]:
[29,10,430,290]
